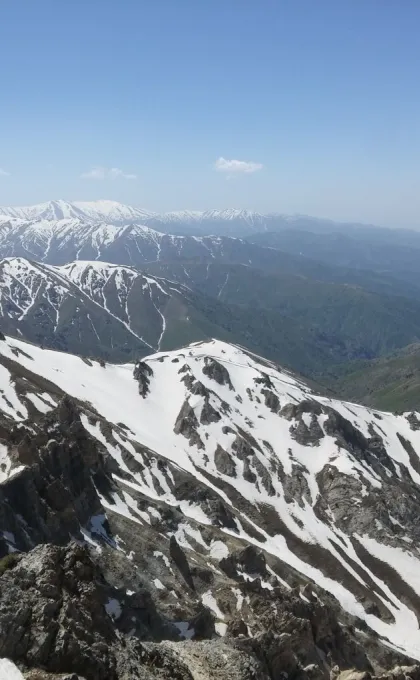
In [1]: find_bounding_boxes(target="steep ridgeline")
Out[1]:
[1,336,420,677]
[0,257,237,358]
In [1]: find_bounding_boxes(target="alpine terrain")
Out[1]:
[0,333,419,678]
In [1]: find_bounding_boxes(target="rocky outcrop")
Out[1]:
[200,399,221,425]
[407,412,420,431]
[261,388,280,413]
[214,444,236,477]
[290,414,324,446]
[133,360,153,398]
[0,397,113,554]
[281,400,322,421]
[202,357,234,390]
[254,372,275,389]
[323,409,367,452]
[173,400,204,449]
[220,545,267,579]
[169,536,195,590]
[231,434,254,460]
[0,543,118,679]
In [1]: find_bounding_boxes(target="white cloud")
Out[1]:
[81,166,137,180]
[214,157,263,175]
[0,168,10,177]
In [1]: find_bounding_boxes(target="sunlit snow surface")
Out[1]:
[1,335,420,657]
[0,658,24,680]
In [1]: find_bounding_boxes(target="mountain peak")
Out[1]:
[0,199,156,225]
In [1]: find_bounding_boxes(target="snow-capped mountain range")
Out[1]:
[0,211,313,274]
[0,199,276,226]
[0,198,359,237]
[1,334,420,672]
[0,199,155,224]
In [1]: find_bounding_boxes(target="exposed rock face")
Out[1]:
[173,400,204,449]
[323,409,367,452]
[235,545,267,576]
[281,400,322,421]
[200,399,221,425]
[169,536,195,590]
[0,543,118,679]
[261,388,280,413]
[0,397,112,554]
[133,361,153,398]
[231,434,254,460]
[202,357,234,390]
[290,413,324,446]
[407,412,420,431]
[254,372,275,389]
[214,444,236,477]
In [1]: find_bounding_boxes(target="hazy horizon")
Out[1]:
[1,1,419,229]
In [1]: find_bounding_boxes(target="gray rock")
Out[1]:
[202,357,234,390]
[133,361,153,398]
[173,400,204,449]
[169,536,195,590]
[214,444,236,477]
[290,414,324,446]
[261,388,280,413]
[200,399,221,425]
[407,412,420,431]
[0,543,118,679]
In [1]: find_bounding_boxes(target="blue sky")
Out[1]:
[0,0,419,227]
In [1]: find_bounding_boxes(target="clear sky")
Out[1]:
[0,0,419,227]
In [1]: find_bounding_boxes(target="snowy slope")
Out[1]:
[72,199,156,223]
[0,659,24,680]
[0,199,87,222]
[1,334,420,658]
[0,199,143,222]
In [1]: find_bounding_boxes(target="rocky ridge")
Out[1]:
[0,336,419,676]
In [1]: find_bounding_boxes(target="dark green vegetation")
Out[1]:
[0,553,20,576]
[247,228,420,292]
[329,344,420,412]
[144,260,420,374]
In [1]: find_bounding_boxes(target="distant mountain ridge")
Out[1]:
[0,257,231,358]
[0,256,338,373]
[0,198,380,236]
[0,199,156,224]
